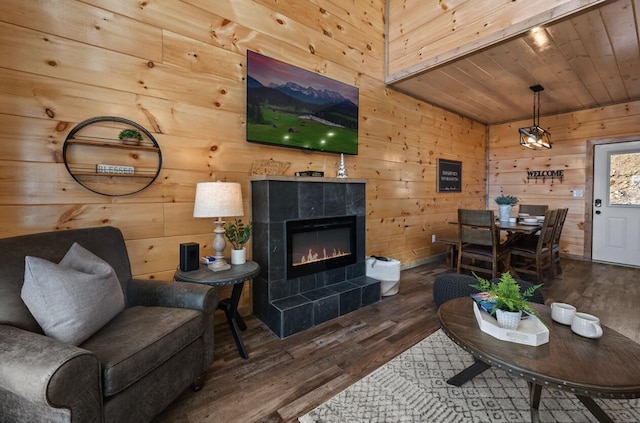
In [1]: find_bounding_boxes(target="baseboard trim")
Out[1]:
[400,254,446,270]
[561,253,586,261]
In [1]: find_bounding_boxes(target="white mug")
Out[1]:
[571,312,603,339]
[550,302,576,325]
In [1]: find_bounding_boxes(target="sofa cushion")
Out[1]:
[21,242,125,345]
[81,305,202,396]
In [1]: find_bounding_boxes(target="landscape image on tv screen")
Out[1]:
[246,51,359,155]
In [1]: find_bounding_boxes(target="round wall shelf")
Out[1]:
[63,116,163,196]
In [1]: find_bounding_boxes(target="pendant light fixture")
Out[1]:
[519,84,551,149]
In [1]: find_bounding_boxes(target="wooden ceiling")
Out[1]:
[389,0,640,124]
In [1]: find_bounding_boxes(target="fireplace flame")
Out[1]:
[294,247,350,266]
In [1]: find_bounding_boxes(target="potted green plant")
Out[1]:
[494,195,518,221]
[118,129,143,146]
[224,219,252,265]
[470,272,542,330]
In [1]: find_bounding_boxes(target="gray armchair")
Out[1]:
[0,226,218,423]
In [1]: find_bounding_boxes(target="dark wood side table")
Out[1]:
[438,297,640,423]
[175,261,260,360]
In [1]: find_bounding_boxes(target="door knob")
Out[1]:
[595,199,602,207]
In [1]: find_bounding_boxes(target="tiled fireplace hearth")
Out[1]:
[251,176,380,338]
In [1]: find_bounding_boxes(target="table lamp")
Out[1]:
[193,181,244,271]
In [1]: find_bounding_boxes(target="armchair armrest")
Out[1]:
[0,325,101,422]
[126,279,218,311]
[126,279,218,366]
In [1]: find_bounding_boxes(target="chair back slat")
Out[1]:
[458,209,496,247]
[460,226,493,246]
[459,209,493,226]
[537,209,559,248]
[519,204,548,216]
[551,208,569,277]
[552,208,569,245]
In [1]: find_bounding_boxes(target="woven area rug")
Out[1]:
[299,329,640,423]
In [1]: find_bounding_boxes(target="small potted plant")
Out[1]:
[225,219,252,265]
[470,272,542,330]
[118,129,143,146]
[495,194,518,221]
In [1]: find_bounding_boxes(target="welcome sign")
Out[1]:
[527,169,564,183]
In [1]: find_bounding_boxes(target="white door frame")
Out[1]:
[585,135,640,260]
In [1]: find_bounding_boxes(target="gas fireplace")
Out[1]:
[251,176,380,338]
[287,216,357,279]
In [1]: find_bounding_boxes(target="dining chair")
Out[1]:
[551,208,569,277]
[509,208,559,283]
[456,209,511,278]
[518,204,548,216]
[437,233,459,269]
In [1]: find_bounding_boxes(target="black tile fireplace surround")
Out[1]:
[251,176,380,338]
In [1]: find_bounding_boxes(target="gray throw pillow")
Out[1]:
[21,242,125,345]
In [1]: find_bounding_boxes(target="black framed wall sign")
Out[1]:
[437,159,462,192]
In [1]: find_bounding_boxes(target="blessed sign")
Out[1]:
[437,159,462,192]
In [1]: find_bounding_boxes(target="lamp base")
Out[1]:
[207,259,231,272]
[208,217,231,272]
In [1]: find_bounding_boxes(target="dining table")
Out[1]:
[445,217,543,259]
[497,219,545,246]
[449,218,541,234]
[496,220,541,231]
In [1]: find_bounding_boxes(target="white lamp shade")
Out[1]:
[193,182,244,218]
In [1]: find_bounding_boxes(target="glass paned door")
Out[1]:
[592,141,640,266]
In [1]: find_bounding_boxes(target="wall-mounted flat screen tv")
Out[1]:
[246,51,359,155]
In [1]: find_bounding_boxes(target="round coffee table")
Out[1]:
[175,261,260,359]
[438,297,640,423]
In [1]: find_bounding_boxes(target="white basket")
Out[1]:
[473,303,549,346]
[365,257,400,281]
[366,257,401,296]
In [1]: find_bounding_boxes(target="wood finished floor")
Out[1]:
[153,259,640,423]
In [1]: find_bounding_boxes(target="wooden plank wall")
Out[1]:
[488,100,640,259]
[0,0,485,317]
[386,0,606,81]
